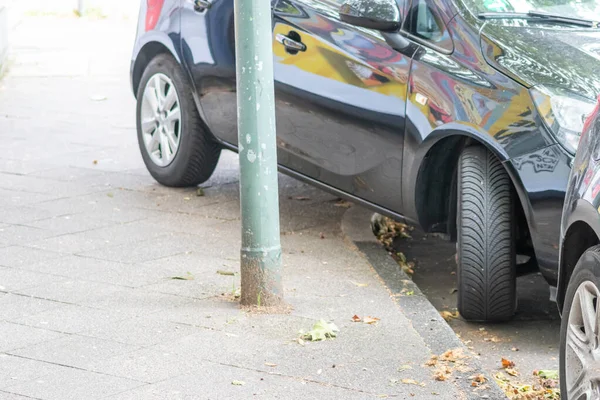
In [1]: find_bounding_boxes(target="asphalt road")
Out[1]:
[392,229,561,390]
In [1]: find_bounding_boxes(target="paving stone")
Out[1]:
[83,316,201,347]
[0,225,57,246]
[14,278,124,306]
[24,214,113,236]
[0,267,63,292]
[0,246,65,269]
[104,362,374,400]
[0,293,63,322]
[0,322,66,353]
[3,366,143,400]
[76,233,198,264]
[89,347,188,384]
[9,335,141,370]
[12,304,129,334]
[0,353,65,390]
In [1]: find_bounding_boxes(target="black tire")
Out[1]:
[559,246,600,400]
[457,145,516,322]
[136,53,221,187]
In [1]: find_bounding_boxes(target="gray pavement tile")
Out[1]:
[0,206,72,225]
[9,335,141,371]
[148,298,246,331]
[0,188,59,207]
[0,225,57,246]
[0,267,64,292]
[0,172,105,198]
[0,354,65,390]
[89,348,188,384]
[22,255,181,288]
[0,158,55,176]
[82,287,195,318]
[0,391,43,399]
[23,233,109,255]
[104,362,383,400]
[83,316,202,347]
[11,304,130,335]
[24,214,113,236]
[28,167,116,183]
[3,366,144,400]
[14,278,124,306]
[0,322,66,353]
[0,246,64,269]
[76,233,199,264]
[0,293,63,322]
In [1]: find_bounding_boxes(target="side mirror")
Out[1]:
[339,0,401,32]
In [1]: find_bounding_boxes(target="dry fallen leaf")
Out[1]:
[217,270,236,276]
[440,311,459,321]
[434,366,452,381]
[364,316,380,325]
[351,315,362,323]
[397,365,412,372]
[501,358,515,369]
[469,374,487,387]
[350,281,368,287]
[505,368,519,377]
[264,363,277,367]
[93,160,98,165]
[425,356,438,367]
[401,378,424,386]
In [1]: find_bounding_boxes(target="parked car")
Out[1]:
[131,0,600,321]
[558,95,600,399]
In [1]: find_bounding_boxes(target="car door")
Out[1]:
[272,0,414,211]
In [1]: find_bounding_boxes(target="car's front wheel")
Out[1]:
[560,246,600,400]
[457,145,517,322]
[136,53,221,187]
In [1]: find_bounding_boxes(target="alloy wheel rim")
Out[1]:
[140,73,182,167]
[566,280,600,399]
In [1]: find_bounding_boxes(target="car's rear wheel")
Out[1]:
[457,145,516,322]
[560,246,600,400]
[136,53,221,187]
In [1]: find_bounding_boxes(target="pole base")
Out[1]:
[240,247,283,307]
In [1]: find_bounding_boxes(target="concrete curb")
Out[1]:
[341,206,507,399]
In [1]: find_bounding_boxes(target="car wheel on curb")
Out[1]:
[560,246,600,400]
[136,53,221,187]
[457,145,516,322]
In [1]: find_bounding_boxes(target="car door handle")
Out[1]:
[194,0,211,12]
[276,33,306,52]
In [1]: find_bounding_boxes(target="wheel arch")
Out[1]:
[557,201,600,312]
[131,36,181,98]
[408,124,534,248]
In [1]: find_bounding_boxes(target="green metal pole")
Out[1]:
[234,0,283,307]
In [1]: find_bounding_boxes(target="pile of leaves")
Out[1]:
[426,348,475,383]
[372,214,412,249]
[495,358,560,399]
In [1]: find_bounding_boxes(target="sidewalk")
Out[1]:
[0,16,498,399]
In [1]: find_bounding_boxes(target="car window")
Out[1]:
[408,0,453,51]
[276,0,412,25]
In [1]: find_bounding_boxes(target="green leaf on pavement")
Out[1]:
[536,370,559,379]
[171,272,194,280]
[302,319,339,341]
[231,380,245,386]
[197,187,205,197]
[217,270,237,276]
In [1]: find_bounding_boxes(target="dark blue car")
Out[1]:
[131,0,600,321]
[558,95,600,399]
